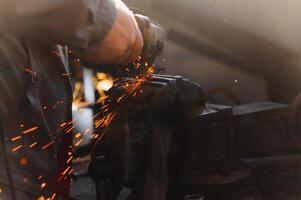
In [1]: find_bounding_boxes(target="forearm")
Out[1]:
[3,0,117,57]
[1,0,142,65]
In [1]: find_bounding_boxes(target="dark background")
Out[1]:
[125,0,301,106]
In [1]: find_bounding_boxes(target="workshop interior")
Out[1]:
[68,0,301,199]
[2,0,301,199]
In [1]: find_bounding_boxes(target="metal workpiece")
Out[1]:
[105,74,205,119]
[233,102,293,157]
[150,75,205,110]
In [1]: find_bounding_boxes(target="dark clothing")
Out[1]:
[0,0,117,199]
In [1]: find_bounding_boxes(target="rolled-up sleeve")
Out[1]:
[4,0,117,52]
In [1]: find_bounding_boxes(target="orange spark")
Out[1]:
[51,193,56,200]
[63,166,71,175]
[42,141,54,150]
[30,142,38,148]
[89,66,155,154]
[66,126,74,133]
[22,126,38,135]
[96,96,109,104]
[23,68,32,74]
[100,104,109,109]
[75,138,83,147]
[66,156,73,164]
[90,134,98,139]
[74,132,81,139]
[68,168,74,175]
[20,158,28,166]
[40,183,46,189]
[60,122,67,127]
[117,94,126,103]
[94,112,116,128]
[66,119,74,125]
[12,145,22,152]
[11,136,21,141]
[61,73,71,76]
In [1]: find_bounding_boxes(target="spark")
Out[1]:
[66,126,74,133]
[90,134,98,139]
[62,73,72,76]
[42,141,54,150]
[75,138,84,147]
[67,119,74,125]
[89,66,155,154]
[20,158,28,165]
[22,126,38,134]
[57,166,71,183]
[23,68,32,74]
[12,145,22,152]
[40,183,46,189]
[57,175,64,183]
[74,132,81,139]
[94,112,116,128]
[117,94,126,103]
[30,142,38,148]
[96,96,109,104]
[68,168,74,175]
[66,156,73,164]
[22,60,156,196]
[60,122,67,127]
[100,104,109,109]
[11,136,21,141]
[51,193,56,200]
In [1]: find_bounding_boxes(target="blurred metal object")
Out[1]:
[135,14,165,64]
[233,102,293,157]
[182,104,233,181]
[89,74,205,200]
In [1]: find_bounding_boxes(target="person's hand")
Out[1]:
[91,0,143,65]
